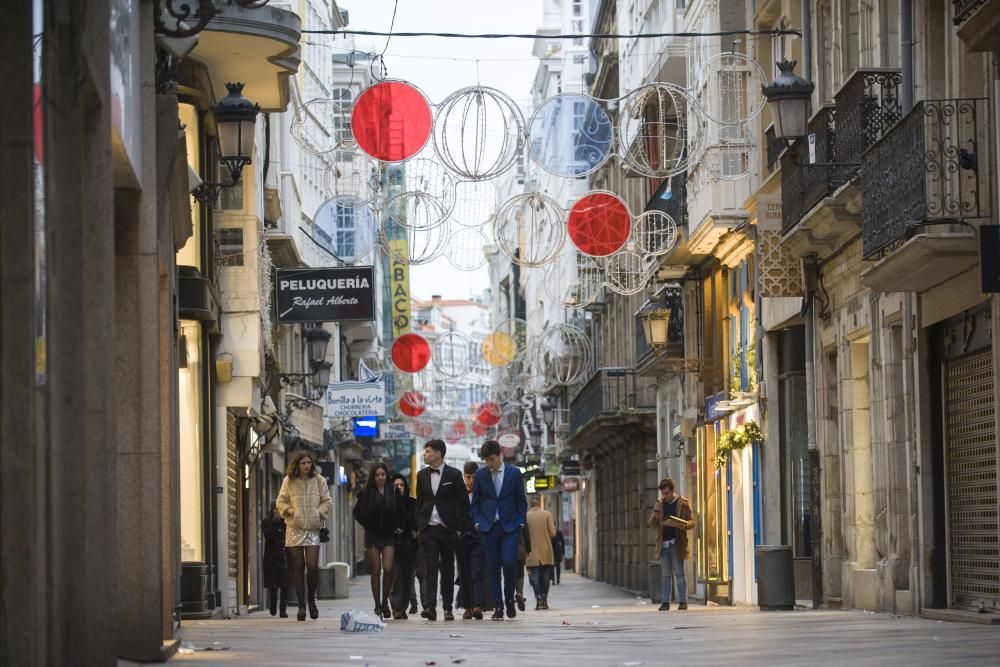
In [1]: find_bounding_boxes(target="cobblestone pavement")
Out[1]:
[164,573,1000,667]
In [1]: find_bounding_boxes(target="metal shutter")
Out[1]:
[227,409,239,577]
[944,347,999,611]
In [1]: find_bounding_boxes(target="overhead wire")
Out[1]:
[303,28,802,39]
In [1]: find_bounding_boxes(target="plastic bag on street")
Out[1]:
[340,609,385,633]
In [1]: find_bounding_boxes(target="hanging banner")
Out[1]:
[324,379,386,418]
[275,266,375,323]
[388,240,411,337]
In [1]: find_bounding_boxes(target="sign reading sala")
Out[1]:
[275,267,375,323]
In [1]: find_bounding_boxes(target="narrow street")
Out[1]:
[167,574,1000,667]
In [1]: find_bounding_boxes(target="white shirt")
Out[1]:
[491,464,505,521]
[428,464,444,527]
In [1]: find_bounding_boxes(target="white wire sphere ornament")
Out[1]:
[290,98,344,156]
[493,193,566,268]
[632,210,678,258]
[432,86,525,181]
[312,195,378,262]
[604,249,653,296]
[527,93,614,178]
[565,253,605,310]
[432,330,474,379]
[451,179,501,228]
[379,215,451,266]
[697,51,768,127]
[323,148,380,205]
[446,226,489,271]
[386,158,457,231]
[618,83,696,178]
[700,123,758,182]
[535,324,593,389]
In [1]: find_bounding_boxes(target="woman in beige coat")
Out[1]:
[277,450,332,621]
[525,496,557,609]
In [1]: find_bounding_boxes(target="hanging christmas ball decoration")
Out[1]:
[493,193,566,268]
[433,86,525,180]
[432,330,474,377]
[568,191,632,257]
[473,421,488,436]
[632,210,678,258]
[476,401,502,427]
[399,390,427,417]
[351,80,433,163]
[527,93,613,177]
[391,333,432,373]
[618,83,696,178]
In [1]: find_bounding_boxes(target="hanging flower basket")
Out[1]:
[713,420,765,469]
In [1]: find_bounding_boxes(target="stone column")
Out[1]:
[0,2,42,663]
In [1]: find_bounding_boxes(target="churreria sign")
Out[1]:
[275,266,376,323]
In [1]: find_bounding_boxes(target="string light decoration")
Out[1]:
[433,86,525,180]
[493,193,566,268]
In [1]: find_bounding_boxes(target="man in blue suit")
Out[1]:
[470,440,528,620]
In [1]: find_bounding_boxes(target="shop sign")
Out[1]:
[562,476,580,492]
[110,0,141,178]
[705,391,728,421]
[561,460,581,476]
[497,432,521,449]
[380,422,411,440]
[388,240,411,337]
[324,378,386,418]
[756,193,783,232]
[275,266,375,323]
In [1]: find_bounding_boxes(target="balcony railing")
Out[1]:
[780,105,843,233]
[569,368,655,435]
[862,98,993,259]
[954,0,988,24]
[644,169,688,228]
[834,68,903,167]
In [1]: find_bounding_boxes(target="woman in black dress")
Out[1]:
[261,501,289,617]
[388,473,419,619]
[353,462,401,618]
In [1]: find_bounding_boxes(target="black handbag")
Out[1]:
[319,523,330,543]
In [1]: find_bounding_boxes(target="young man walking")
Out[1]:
[414,439,470,621]
[649,477,695,610]
[457,461,486,620]
[471,440,528,620]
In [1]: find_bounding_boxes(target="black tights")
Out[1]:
[367,545,395,606]
[288,545,319,607]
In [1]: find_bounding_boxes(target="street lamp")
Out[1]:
[638,300,672,350]
[528,423,542,454]
[193,82,260,205]
[762,59,814,143]
[311,360,332,394]
[304,326,332,366]
[540,399,555,427]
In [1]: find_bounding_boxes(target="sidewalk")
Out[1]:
[164,573,1000,666]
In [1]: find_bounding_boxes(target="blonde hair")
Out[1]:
[286,450,318,478]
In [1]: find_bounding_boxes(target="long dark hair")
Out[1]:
[364,462,392,493]
[359,462,395,520]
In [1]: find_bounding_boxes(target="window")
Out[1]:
[572,0,582,17]
[217,228,244,266]
[335,201,356,259]
[572,19,584,45]
[332,88,353,145]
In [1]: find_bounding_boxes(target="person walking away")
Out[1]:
[261,501,290,617]
[471,440,528,620]
[389,473,418,619]
[353,462,402,619]
[649,477,696,610]
[414,439,470,621]
[276,451,332,621]
[552,527,565,585]
[457,461,486,619]
[525,495,557,609]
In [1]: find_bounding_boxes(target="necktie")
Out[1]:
[430,468,440,474]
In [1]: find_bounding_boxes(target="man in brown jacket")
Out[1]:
[648,477,695,610]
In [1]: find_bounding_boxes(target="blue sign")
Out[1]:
[705,392,728,421]
[353,416,378,437]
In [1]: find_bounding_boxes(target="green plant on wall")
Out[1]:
[713,420,765,468]
[730,348,742,394]
[746,339,757,391]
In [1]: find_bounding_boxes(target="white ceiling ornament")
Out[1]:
[433,86,525,181]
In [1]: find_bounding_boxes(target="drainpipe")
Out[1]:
[903,294,921,616]
[901,0,913,113]
[801,0,811,83]
[804,297,822,610]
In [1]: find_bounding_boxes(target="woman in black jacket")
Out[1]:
[261,501,289,616]
[388,473,419,619]
[353,462,401,618]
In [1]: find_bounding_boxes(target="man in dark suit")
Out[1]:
[414,439,469,621]
[471,439,528,620]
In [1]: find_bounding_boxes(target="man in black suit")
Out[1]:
[414,439,469,621]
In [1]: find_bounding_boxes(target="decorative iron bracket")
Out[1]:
[154,0,272,39]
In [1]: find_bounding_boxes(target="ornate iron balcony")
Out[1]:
[862,98,993,259]
[780,105,842,234]
[954,0,988,24]
[568,368,654,435]
[834,68,903,167]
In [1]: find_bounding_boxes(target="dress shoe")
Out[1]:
[678,602,688,610]
[420,608,429,618]
[279,608,288,618]
[462,608,473,620]
[409,601,419,615]
[424,607,437,621]
[473,607,483,620]
[506,601,517,619]
[658,602,670,611]
[443,609,455,621]
[393,610,404,620]
[308,600,319,620]
[491,607,504,621]
[540,596,549,610]
[534,598,541,611]
[297,605,307,621]
[516,594,526,611]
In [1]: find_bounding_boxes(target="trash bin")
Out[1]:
[648,561,662,603]
[755,545,795,610]
[318,564,337,599]
[331,562,351,599]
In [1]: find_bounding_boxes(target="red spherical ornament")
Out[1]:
[453,420,467,437]
[351,81,433,163]
[399,391,426,417]
[476,401,502,427]
[392,333,432,373]
[567,191,631,257]
[472,421,487,436]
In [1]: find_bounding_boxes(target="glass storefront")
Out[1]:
[697,424,729,582]
[179,320,204,561]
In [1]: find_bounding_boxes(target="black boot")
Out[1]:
[279,588,288,618]
[309,593,319,620]
[297,604,307,621]
[268,588,278,616]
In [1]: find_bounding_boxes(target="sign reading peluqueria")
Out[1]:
[275,267,375,323]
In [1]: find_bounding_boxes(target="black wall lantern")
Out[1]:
[761,59,814,143]
[193,83,260,205]
[279,325,333,400]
